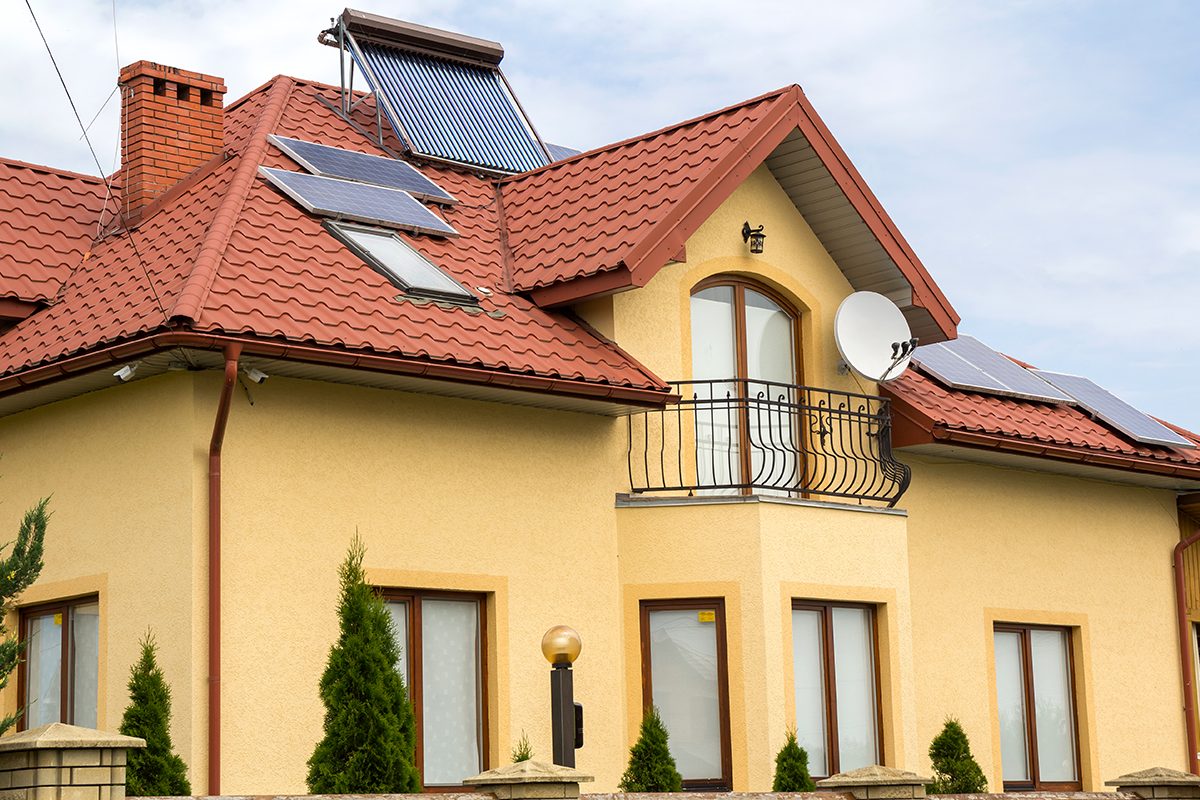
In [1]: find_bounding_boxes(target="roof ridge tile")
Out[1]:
[169,75,295,323]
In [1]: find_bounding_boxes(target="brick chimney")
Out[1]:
[119,61,226,222]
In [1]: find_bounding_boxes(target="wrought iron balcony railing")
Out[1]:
[627,378,911,507]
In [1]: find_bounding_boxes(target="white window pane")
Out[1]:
[744,290,794,384]
[342,227,472,299]
[831,607,878,770]
[690,287,740,489]
[421,599,481,785]
[792,609,828,776]
[745,290,797,490]
[1030,629,1077,782]
[648,609,723,780]
[386,601,410,688]
[994,631,1030,782]
[25,613,62,728]
[70,604,99,728]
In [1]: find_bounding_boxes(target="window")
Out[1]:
[993,624,1080,790]
[791,601,880,777]
[19,597,100,729]
[689,278,800,492]
[383,591,487,786]
[639,599,732,790]
[328,223,476,303]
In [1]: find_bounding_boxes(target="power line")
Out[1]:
[23,0,170,323]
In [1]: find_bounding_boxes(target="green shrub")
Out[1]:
[927,718,987,794]
[119,632,191,796]
[619,706,682,792]
[512,730,534,762]
[772,729,816,791]
[307,535,421,793]
[0,496,48,735]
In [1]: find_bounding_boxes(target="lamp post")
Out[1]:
[541,625,583,767]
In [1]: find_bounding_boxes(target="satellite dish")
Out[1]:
[834,291,916,382]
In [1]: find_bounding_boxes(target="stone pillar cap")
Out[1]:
[463,761,595,785]
[1106,768,1200,787]
[0,723,145,752]
[817,765,932,788]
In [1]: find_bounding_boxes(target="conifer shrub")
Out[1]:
[0,496,48,735]
[772,729,816,791]
[511,730,534,762]
[119,632,191,796]
[619,706,682,792]
[927,718,987,794]
[307,535,421,793]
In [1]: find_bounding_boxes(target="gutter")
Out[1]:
[0,331,676,409]
[208,344,240,794]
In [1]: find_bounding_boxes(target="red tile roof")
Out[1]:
[0,158,111,303]
[0,76,669,405]
[885,368,1200,478]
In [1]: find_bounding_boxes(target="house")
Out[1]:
[2,9,1198,794]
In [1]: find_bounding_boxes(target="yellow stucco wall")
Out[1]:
[902,452,1187,789]
[0,155,1188,798]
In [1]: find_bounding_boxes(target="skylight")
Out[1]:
[330,223,475,303]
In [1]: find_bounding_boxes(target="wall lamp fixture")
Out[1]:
[742,221,766,254]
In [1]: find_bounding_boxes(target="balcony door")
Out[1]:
[690,278,799,492]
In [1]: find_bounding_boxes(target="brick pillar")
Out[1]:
[464,760,594,800]
[816,765,932,799]
[1107,767,1200,799]
[0,723,145,800]
[118,60,226,223]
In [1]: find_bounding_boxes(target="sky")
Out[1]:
[6,1,1199,429]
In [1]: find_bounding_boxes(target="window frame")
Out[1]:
[993,623,1082,792]
[638,597,733,791]
[790,599,884,779]
[690,276,805,494]
[326,221,477,304]
[16,595,100,731]
[380,588,489,789]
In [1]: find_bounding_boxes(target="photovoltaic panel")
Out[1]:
[1031,370,1195,449]
[350,39,551,174]
[911,335,1074,404]
[268,135,456,205]
[259,168,457,237]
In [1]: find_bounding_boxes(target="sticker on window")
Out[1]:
[698,610,716,623]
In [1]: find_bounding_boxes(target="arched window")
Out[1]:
[689,277,801,492]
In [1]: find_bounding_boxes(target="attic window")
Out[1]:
[329,223,475,303]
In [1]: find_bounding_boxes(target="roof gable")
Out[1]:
[497,85,959,343]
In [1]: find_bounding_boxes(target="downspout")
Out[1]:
[208,344,241,794]
[1175,520,1200,774]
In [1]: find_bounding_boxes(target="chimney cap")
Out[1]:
[118,60,227,93]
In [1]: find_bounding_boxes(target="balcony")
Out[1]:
[627,379,911,507]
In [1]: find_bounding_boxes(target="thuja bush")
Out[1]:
[772,729,816,792]
[119,632,191,796]
[927,717,988,794]
[619,706,682,792]
[307,535,421,793]
[0,495,48,735]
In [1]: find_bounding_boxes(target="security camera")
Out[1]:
[113,363,139,382]
[244,367,269,384]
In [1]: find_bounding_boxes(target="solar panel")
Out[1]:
[268,135,456,205]
[259,168,457,237]
[911,335,1074,404]
[1031,370,1195,449]
[349,39,551,174]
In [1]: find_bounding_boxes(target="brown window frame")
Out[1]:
[380,589,489,790]
[16,595,100,731]
[791,600,884,779]
[639,597,733,791]
[690,276,805,495]
[993,623,1082,792]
